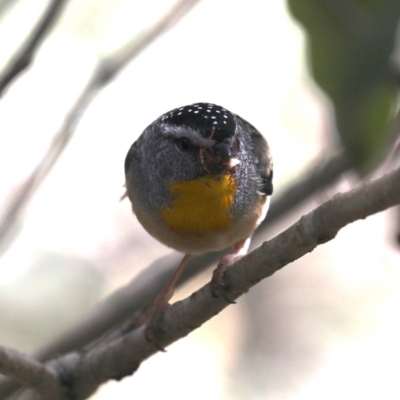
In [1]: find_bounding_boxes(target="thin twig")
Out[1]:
[0,345,63,399]
[32,164,400,400]
[0,0,202,253]
[0,0,69,95]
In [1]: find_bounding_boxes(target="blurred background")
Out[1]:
[0,0,399,399]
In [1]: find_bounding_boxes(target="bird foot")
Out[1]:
[210,238,251,302]
[211,257,237,303]
[145,301,171,351]
[143,254,191,351]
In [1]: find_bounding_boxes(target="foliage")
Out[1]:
[288,0,400,172]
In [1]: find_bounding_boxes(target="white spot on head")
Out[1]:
[213,121,218,125]
[207,110,211,113]
[178,112,182,115]
[223,115,228,118]
[194,110,199,113]
[223,121,227,124]
[188,109,193,112]
[211,116,216,119]
[216,110,220,113]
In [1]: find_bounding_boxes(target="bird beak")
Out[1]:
[213,142,240,172]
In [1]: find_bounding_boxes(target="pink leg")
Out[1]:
[145,254,191,349]
[211,237,251,300]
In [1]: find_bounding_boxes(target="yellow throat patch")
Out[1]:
[160,174,237,233]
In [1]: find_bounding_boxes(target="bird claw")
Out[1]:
[144,302,171,352]
[211,238,251,301]
[211,262,236,303]
[145,332,166,352]
[143,254,191,351]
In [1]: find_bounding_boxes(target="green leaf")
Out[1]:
[287,0,400,172]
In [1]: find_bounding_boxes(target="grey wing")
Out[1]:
[236,115,273,196]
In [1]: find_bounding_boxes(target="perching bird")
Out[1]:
[124,103,273,333]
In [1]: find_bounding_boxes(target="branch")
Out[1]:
[0,0,69,95]
[0,0,202,252]
[0,345,63,399]
[0,152,350,399]
[33,153,352,359]
[20,164,400,400]
[261,151,350,226]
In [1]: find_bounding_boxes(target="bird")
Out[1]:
[124,102,273,337]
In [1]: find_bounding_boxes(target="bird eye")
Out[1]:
[176,137,191,152]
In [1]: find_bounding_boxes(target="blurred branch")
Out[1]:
[0,0,202,253]
[261,151,350,226]
[8,163,400,400]
[35,254,178,360]
[0,345,62,400]
[0,0,69,95]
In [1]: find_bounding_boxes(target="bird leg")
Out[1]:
[145,253,191,349]
[211,237,251,300]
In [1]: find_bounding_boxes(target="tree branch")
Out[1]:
[0,345,63,399]
[261,151,350,226]
[34,153,352,359]
[0,151,351,399]
[0,0,69,95]
[11,164,399,400]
